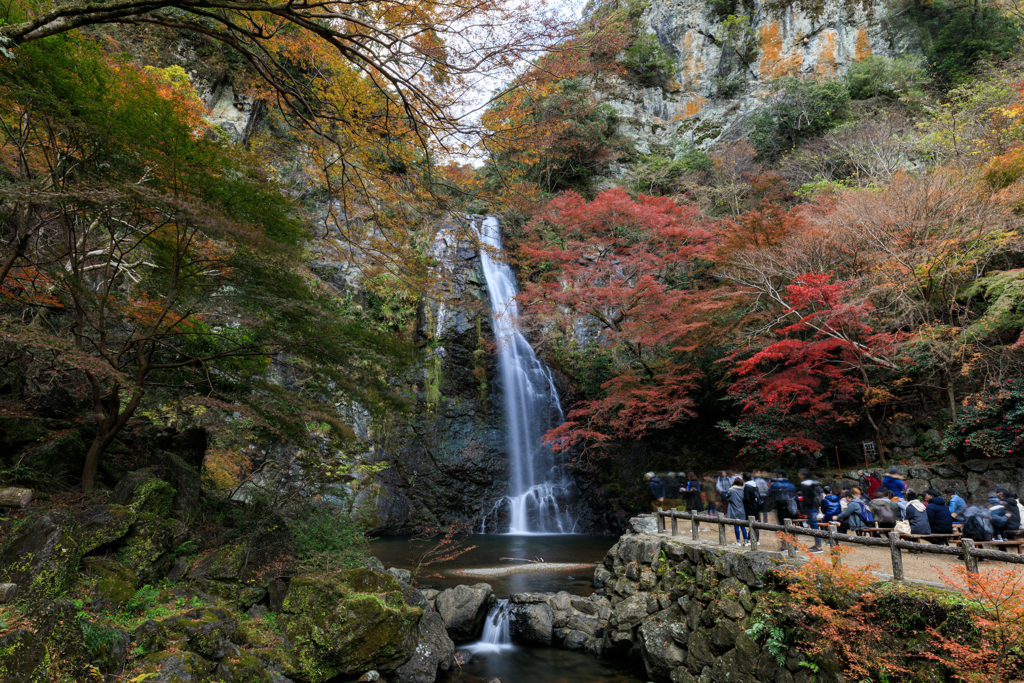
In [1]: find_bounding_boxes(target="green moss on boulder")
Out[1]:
[0,511,82,599]
[134,650,215,682]
[0,629,46,683]
[279,571,421,682]
[82,556,138,609]
[115,513,183,583]
[76,504,135,554]
[215,648,274,683]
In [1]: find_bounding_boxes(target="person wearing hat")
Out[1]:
[882,467,907,499]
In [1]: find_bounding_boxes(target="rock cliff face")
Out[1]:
[608,0,919,153]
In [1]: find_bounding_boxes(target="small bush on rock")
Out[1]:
[748,78,851,160]
[288,506,369,572]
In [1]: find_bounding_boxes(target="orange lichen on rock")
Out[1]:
[855,28,872,61]
[678,30,705,91]
[684,96,706,117]
[815,31,838,78]
[759,22,802,79]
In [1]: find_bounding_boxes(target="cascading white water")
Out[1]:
[466,599,515,654]
[476,216,575,534]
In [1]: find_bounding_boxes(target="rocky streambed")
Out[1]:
[0,466,850,683]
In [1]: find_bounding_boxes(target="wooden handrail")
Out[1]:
[655,509,1024,575]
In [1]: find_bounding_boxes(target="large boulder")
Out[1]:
[82,556,138,609]
[76,504,135,554]
[434,583,493,641]
[152,449,202,517]
[393,610,455,683]
[160,607,240,660]
[110,468,176,517]
[637,610,686,682]
[134,651,215,682]
[0,630,46,683]
[279,570,421,682]
[215,648,274,683]
[510,603,553,645]
[0,511,82,599]
[116,513,186,583]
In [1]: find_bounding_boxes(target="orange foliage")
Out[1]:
[203,447,253,491]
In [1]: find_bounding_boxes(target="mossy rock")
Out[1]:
[190,544,248,581]
[0,416,46,451]
[82,556,138,609]
[215,648,273,683]
[76,504,136,554]
[110,468,176,518]
[0,629,46,683]
[134,650,215,683]
[190,578,266,610]
[28,430,87,478]
[82,623,129,674]
[0,511,82,599]
[161,607,239,659]
[115,513,184,583]
[279,571,421,682]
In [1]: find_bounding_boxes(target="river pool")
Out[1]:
[369,534,614,596]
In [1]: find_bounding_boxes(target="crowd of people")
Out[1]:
[645,466,1024,552]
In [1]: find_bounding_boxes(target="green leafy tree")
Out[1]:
[748,78,851,160]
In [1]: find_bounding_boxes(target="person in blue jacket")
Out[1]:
[945,488,967,519]
[820,486,843,519]
[646,472,665,512]
[882,467,907,499]
[924,489,953,541]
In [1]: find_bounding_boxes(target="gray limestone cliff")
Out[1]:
[607,0,920,154]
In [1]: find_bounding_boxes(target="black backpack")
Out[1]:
[876,502,896,526]
[964,513,993,542]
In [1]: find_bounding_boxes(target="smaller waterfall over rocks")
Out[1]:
[466,600,515,654]
[476,216,576,534]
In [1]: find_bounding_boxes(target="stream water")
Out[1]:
[369,534,612,596]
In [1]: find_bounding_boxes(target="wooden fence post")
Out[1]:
[671,512,678,537]
[783,519,796,559]
[718,513,727,546]
[961,538,979,574]
[888,532,904,581]
[691,514,700,541]
[748,516,758,552]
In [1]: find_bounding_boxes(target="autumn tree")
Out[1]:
[515,187,718,458]
[0,35,408,491]
[721,273,903,458]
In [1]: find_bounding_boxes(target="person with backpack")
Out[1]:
[924,489,953,539]
[768,469,798,526]
[962,505,994,543]
[684,472,703,513]
[742,472,762,541]
[753,470,770,522]
[798,469,824,553]
[820,486,842,521]
[834,489,869,533]
[904,491,931,535]
[870,490,897,529]
[646,472,665,512]
[882,467,907,499]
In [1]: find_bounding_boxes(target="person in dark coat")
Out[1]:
[726,478,748,544]
[768,469,798,526]
[662,472,681,510]
[646,472,665,512]
[997,489,1022,538]
[742,472,761,541]
[904,491,931,535]
[684,472,703,512]
[924,489,953,539]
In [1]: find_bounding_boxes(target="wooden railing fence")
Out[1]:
[656,509,1024,579]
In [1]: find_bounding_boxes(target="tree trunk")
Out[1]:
[80,385,145,492]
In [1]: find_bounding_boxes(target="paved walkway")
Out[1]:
[656,519,1022,586]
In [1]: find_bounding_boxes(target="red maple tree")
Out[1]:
[515,187,717,454]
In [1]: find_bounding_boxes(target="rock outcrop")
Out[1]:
[607,0,919,153]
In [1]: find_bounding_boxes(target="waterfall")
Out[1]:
[467,600,514,654]
[476,216,576,535]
